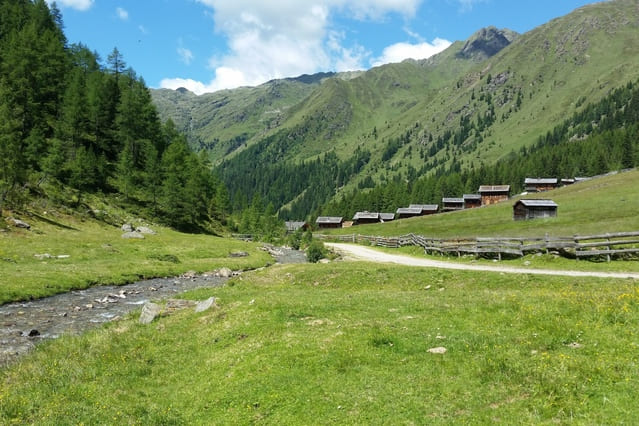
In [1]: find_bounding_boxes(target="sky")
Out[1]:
[48,0,600,95]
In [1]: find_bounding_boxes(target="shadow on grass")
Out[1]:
[28,211,80,231]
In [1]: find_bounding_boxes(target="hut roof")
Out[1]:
[478,185,510,193]
[353,212,379,221]
[315,216,343,224]
[524,178,558,184]
[515,199,558,208]
[408,204,439,212]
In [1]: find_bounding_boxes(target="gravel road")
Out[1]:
[326,243,639,280]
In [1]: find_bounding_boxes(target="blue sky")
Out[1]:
[49,0,600,94]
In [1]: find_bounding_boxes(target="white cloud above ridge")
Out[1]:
[371,38,452,67]
[163,0,451,95]
[177,46,194,65]
[45,0,94,11]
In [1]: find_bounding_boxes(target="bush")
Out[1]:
[306,240,326,263]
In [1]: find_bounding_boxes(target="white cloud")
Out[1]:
[177,46,194,65]
[162,0,427,94]
[372,38,452,66]
[46,0,93,11]
[116,7,129,21]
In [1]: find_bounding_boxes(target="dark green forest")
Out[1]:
[0,0,226,230]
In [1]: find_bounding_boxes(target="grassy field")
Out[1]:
[327,169,639,239]
[0,210,271,304]
[1,262,638,424]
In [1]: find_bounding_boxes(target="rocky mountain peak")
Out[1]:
[457,26,519,61]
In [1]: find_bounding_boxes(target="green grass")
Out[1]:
[0,210,272,304]
[328,169,639,239]
[2,262,638,423]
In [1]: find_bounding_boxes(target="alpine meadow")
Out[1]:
[2,0,639,424]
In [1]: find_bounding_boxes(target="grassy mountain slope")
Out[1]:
[152,0,639,215]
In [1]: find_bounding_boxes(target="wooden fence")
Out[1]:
[315,231,639,261]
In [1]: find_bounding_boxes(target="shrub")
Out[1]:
[306,240,326,263]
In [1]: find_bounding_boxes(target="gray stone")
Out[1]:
[10,218,30,229]
[195,297,217,313]
[122,232,144,239]
[121,223,133,232]
[229,251,249,258]
[427,346,447,354]
[136,226,157,235]
[139,302,162,324]
[217,267,233,278]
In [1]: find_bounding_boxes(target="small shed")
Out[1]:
[513,199,558,221]
[478,185,510,206]
[379,213,395,222]
[524,178,558,193]
[315,216,343,229]
[396,207,422,219]
[285,221,309,233]
[463,194,482,209]
[409,204,439,215]
[442,197,464,212]
[353,212,380,225]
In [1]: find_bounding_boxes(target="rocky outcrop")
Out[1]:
[457,26,519,61]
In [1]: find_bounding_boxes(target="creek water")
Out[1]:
[1,246,306,366]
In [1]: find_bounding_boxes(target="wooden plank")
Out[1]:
[576,248,639,257]
[576,239,639,249]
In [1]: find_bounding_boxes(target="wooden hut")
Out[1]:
[478,185,510,206]
[315,216,343,229]
[513,199,558,221]
[285,221,309,233]
[379,213,395,222]
[396,207,422,219]
[408,204,439,215]
[441,197,464,212]
[524,178,558,193]
[463,194,482,209]
[352,212,380,225]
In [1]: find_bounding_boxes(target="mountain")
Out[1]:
[151,0,639,218]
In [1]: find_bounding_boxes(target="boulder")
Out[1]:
[139,302,162,324]
[217,267,233,278]
[10,218,30,229]
[122,232,144,239]
[136,226,156,235]
[121,223,133,232]
[195,297,217,313]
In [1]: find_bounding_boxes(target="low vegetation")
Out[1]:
[0,208,271,305]
[2,262,638,423]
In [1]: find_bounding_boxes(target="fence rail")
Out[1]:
[315,231,639,262]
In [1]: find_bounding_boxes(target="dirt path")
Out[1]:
[326,243,639,280]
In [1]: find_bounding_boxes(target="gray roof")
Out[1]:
[463,194,481,200]
[353,212,379,221]
[379,213,395,221]
[316,216,343,224]
[479,185,510,193]
[409,204,439,212]
[525,178,558,185]
[285,221,307,231]
[396,207,422,215]
[516,199,558,208]
[442,198,464,203]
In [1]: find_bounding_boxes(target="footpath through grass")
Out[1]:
[0,212,271,304]
[2,262,638,424]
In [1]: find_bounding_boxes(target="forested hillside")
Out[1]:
[0,0,225,231]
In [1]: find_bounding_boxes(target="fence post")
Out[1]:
[606,233,611,262]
